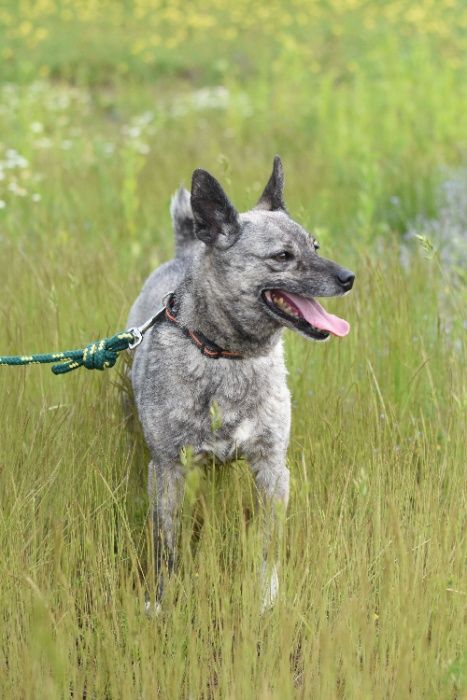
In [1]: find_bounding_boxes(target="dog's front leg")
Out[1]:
[250,455,290,611]
[147,459,185,613]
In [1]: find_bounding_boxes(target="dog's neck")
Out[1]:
[174,262,282,359]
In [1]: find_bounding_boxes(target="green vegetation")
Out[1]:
[0,1,465,697]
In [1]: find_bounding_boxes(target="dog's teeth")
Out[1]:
[272,295,300,318]
[269,292,301,318]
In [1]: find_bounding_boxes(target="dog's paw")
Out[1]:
[260,563,279,613]
[144,598,162,618]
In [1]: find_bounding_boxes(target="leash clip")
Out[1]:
[128,327,143,350]
[127,290,174,352]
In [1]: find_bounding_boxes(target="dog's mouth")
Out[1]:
[262,289,350,340]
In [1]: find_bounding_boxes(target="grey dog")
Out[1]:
[127,156,354,609]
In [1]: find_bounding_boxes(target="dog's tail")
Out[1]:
[171,187,196,257]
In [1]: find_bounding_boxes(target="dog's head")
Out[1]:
[190,156,354,342]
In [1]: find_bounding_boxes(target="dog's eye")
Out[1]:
[272,251,294,262]
[313,240,320,251]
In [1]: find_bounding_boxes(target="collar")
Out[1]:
[164,294,243,360]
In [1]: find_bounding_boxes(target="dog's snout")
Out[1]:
[337,268,355,291]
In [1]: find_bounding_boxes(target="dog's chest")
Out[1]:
[201,416,258,462]
[194,350,290,462]
[137,332,290,463]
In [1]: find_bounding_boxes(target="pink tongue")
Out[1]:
[281,291,350,337]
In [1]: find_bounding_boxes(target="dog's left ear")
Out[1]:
[255,155,286,211]
[191,169,241,249]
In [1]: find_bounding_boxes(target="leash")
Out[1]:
[0,291,242,375]
[0,301,169,375]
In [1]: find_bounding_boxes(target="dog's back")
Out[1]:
[127,188,199,402]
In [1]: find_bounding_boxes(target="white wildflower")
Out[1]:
[127,126,142,139]
[30,122,44,134]
[5,149,28,169]
[8,181,27,196]
[191,86,230,110]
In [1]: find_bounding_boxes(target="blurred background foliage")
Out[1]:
[0,0,466,262]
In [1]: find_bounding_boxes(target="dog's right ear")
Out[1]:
[191,169,241,249]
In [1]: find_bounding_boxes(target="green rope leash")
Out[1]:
[0,331,135,374]
[0,299,169,375]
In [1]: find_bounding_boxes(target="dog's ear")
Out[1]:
[191,169,241,249]
[255,155,286,211]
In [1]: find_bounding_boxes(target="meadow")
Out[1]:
[0,1,466,697]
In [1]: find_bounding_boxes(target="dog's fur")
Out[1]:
[127,157,354,607]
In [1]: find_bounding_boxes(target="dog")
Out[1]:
[127,156,354,610]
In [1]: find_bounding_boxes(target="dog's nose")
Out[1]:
[337,268,355,291]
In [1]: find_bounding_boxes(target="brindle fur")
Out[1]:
[127,157,354,608]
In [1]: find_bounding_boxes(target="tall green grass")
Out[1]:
[1,1,466,697]
[1,237,464,697]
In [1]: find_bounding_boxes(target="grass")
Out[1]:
[0,1,466,697]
